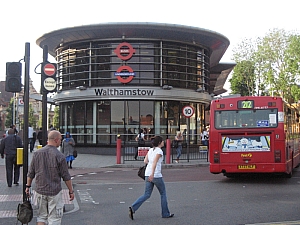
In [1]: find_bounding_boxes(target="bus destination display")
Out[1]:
[237,100,254,109]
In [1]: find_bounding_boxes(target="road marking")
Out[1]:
[246,221,300,225]
[0,189,77,218]
[77,189,97,204]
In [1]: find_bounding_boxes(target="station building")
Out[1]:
[36,22,235,153]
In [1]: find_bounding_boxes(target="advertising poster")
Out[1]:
[222,135,270,152]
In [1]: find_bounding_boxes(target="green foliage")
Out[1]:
[230,60,256,96]
[53,106,59,129]
[5,99,14,128]
[231,29,300,102]
[28,104,37,129]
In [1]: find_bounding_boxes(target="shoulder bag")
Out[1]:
[171,139,178,148]
[138,134,145,146]
[73,150,78,158]
[138,164,147,180]
[16,197,33,224]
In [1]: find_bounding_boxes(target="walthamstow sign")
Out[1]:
[114,42,136,84]
[94,88,154,96]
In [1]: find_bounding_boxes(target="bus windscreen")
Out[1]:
[214,109,278,129]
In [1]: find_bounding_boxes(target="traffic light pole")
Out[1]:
[23,42,30,202]
[42,46,48,146]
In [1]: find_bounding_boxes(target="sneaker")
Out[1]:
[129,207,134,220]
[163,213,174,218]
[175,160,179,163]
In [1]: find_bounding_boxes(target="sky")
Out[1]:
[1,0,299,93]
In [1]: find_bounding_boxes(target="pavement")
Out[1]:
[2,147,299,225]
[0,144,208,221]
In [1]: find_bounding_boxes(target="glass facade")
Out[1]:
[56,41,210,91]
[60,100,206,146]
[56,40,210,148]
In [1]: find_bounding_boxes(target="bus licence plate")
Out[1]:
[238,165,256,170]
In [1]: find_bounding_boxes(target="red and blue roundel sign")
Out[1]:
[115,66,134,83]
[114,42,136,84]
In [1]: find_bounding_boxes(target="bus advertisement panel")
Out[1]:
[209,96,300,177]
[222,135,270,152]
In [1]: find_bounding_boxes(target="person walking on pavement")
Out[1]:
[28,124,34,152]
[175,131,183,163]
[129,136,174,220]
[25,130,74,225]
[37,127,43,145]
[0,128,23,187]
[62,132,76,169]
[134,129,145,160]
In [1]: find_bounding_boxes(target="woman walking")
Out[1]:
[62,132,76,169]
[175,131,183,163]
[129,136,174,220]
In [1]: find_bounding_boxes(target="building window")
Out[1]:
[57,41,210,91]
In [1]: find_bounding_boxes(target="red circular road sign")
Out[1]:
[114,42,136,61]
[43,63,56,76]
[182,106,194,118]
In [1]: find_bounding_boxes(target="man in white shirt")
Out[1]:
[28,124,34,152]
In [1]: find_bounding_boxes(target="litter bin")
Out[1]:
[17,148,23,165]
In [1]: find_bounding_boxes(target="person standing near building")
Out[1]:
[0,128,23,187]
[134,129,145,160]
[129,136,174,219]
[25,130,74,225]
[62,132,76,169]
[28,124,34,152]
[175,131,183,163]
[37,127,43,145]
[201,127,209,147]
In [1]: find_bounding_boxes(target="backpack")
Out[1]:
[171,140,178,148]
[138,134,145,146]
[17,198,33,224]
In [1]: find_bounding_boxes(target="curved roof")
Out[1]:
[36,22,235,95]
[37,22,230,67]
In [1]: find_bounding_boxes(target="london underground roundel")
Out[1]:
[114,66,135,83]
[114,42,136,84]
[114,42,136,60]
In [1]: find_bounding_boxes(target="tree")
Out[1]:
[231,38,257,96]
[5,98,14,128]
[53,106,59,129]
[230,60,256,96]
[28,104,37,129]
[255,29,300,102]
[231,29,300,102]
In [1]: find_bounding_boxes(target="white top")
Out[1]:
[136,133,145,139]
[201,130,208,141]
[145,147,163,178]
[28,126,34,138]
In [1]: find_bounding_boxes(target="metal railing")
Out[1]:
[122,140,208,163]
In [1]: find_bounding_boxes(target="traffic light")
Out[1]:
[5,62,22,92]
[41,62,57,93]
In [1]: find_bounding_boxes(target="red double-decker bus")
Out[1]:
[209,96,300,177]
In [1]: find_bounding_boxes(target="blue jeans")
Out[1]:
[202,140,208,146]
[29,138,34,152]
[131,177,170,217]
[176,145,182,159]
